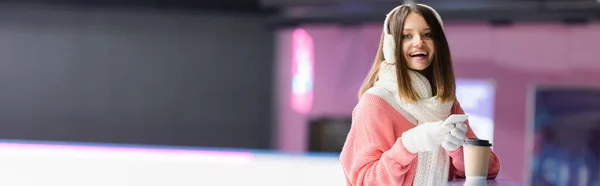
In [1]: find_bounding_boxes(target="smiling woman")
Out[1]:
[341,3,500,186]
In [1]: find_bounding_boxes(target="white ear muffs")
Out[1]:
[381,4,444,65]
[382,5,404,65]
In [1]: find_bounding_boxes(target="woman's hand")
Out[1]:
[401,121,452,153]
[441,122,468,151]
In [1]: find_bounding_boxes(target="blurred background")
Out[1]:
[0,0,598,185]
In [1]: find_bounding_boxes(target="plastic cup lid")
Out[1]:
[464,138,492,146]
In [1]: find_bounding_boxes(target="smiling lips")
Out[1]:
[408,51,428,61]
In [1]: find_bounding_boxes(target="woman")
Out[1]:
[340,4,501,186]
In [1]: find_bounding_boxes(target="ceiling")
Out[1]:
[262,0,600,26]
[3,0,600,25]
[0,0,274,13]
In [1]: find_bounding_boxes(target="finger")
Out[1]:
[445,133,463,145]
[442,140,460,151]
[450,128,467,140]
[456,123,468,133]
[433,125,453,135]
[441,121,455,128]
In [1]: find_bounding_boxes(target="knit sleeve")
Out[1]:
[340,93,417,186]
[447,101,501,179]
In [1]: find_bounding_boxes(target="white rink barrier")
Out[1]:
[0,140,346,186]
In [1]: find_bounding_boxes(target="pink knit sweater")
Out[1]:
[340,93,501,186]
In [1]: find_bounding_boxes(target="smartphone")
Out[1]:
[441,114,468,126]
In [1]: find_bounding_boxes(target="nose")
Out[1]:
[412,37,423,47]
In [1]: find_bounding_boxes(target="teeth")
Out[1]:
[410,52,427,56]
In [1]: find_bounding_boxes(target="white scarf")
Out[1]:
[373,62,454,186]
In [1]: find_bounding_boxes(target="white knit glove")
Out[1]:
[401,121,452,153]
[441,122,468,151]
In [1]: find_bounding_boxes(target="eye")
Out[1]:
[423,33,433,38]
[402,34,411,39]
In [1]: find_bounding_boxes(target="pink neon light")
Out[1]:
[291,28,314,114]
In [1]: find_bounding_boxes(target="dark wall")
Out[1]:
[0,4,274,149]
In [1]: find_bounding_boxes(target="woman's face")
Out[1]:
[401,12,435,71]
